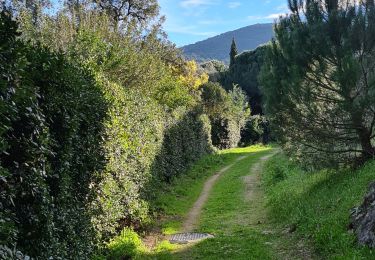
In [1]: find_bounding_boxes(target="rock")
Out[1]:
[349,181,375,247]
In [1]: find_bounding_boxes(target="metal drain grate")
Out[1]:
[169,233,214,244]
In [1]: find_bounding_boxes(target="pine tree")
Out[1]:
[229,37,238,67]
[261,0,375,166]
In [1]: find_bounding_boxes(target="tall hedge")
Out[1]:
[201,82,250,149]
[153,108,213,182]
[0,11,215,258]
[0,11,107,258]
[92,82,165,239]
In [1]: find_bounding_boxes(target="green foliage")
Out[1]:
[96,0,159,27]
[64,23,213,239]
[154,240,178,253]
[0,10,107,258]
[0,245,30,260]
[263,153,375,258]
[153,108,214,182]
[106,228,145,259]
[216,45,271,145]
[240,115,269,146]
[92,84,164,239]
[199,60,227,82]
[261,0,375,166]
[222,45,268,115]
[1,2,217,258]
[201,82,250,149]
[229,37,238,67]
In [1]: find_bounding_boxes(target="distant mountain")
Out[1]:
[181,23,274,63]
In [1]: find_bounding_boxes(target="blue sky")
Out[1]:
[159,0,290,46]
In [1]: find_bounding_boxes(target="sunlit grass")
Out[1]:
[145,145,279,259]
[153,145,271,236]
[103,145,275,259]
[263,153,375,259]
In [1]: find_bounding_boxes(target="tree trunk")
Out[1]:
[358,128,375,162]
[351,111,375,163]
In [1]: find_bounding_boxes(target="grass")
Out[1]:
[98,146,271,259]
[173,147,276,260]
[137,145,320,259]
[102,146,375,259]
[143,145,310,259]
[151,145,270,235]
[262,153,375,259]
[105,144,375,260]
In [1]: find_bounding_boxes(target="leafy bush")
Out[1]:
[91,83,164,238]
[201,82,249,149]
[221,45,268,115]
[0,245,30,260]
[69,29,213,239]
[153,108,214,182]
[0,10,107,258]
[0,5,216,258]
[106,228,145,259]
[240,115,269,146]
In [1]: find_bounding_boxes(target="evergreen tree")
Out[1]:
[229,37,238,67]
[261,0,375,167]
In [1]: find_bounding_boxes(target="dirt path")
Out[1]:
[182,155,248,233]
[243,152,276,202]
[144,148,318,259]
[242,152,315,260]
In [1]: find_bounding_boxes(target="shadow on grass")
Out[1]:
[263,154,375,259]
[139,147,276,260]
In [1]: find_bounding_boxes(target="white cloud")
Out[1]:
[180,0,216,8]
[265,13,285,19]
[247,12,289,21]
[228,1,241,9]
[276,4,289,11]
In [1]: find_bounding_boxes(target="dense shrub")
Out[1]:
[106,228,145,259]
[0,11,107,258]
[221,45,268,115]
[201,82,249,149]
[240,115,269,146]
[205,45,271,145]
[153,108,214,182]
[92,83,164,239]
[65,25,213,240]
[0,8,216,258]
[211,118,241,149]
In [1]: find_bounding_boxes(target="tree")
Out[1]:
[222,45,268,115]
[94,0,159,27]
[261,0,375,166]
[4,0,50,25]
[201,82,250,149]
[229,37,238,67]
